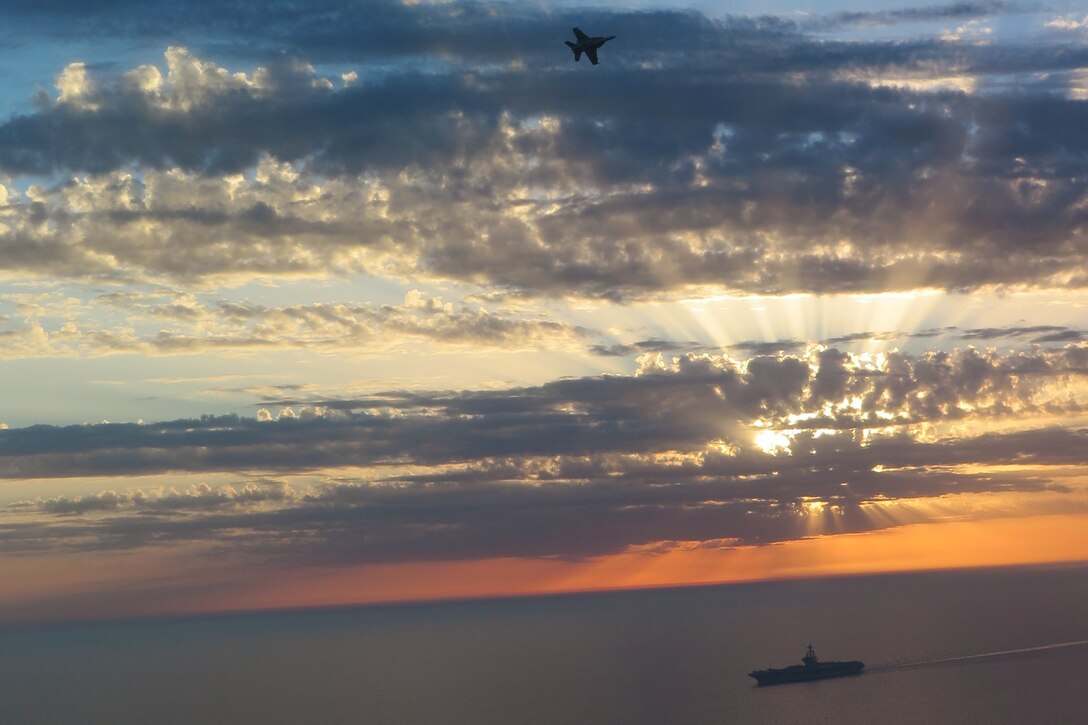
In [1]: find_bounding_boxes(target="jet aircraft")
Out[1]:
[565,27,616,65]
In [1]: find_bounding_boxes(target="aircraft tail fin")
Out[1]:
[565,41,576,49]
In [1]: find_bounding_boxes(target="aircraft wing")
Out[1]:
[572,27,590,43]
[587,48,599,65]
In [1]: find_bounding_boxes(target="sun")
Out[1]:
[753,428,793,456]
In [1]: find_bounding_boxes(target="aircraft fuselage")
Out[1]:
[566,27,615,65]
[576,36,614,52]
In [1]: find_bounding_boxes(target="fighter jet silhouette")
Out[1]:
[565,27,616,65]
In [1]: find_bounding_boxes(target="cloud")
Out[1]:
[3,344,1088,480]
[4,341,1088,562]
[1,3,775,65]
[959,325,1085,343]
[809,2,1011,30]
[589,338,702,357]
[1045,14,1088,32]
[590,324,1078,361]
[0,288,591,358]
[0,6,1086,298]
[15,480,292,515]
[1,426,1081,562]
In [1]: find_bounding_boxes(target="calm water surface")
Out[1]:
[2,564,1087,724]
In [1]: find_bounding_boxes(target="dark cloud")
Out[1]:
[607,326,967,360]
[727,328,950,356]
[1,2,787,65]
[808,1,1013,30]
[15,481,291,515]
[1033,330,1086,343]
[960,325,1086,344]
[589,338,701,357]
[727,340,806,355]
[0,2,1043,71]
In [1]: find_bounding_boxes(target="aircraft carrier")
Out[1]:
[748,645,864,686]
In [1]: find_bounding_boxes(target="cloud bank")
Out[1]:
[4,344,1087,563]
[0,3,1085,298]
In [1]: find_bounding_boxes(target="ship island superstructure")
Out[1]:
[748,645,865,686]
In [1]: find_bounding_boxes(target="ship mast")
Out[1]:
[803,644,819,668]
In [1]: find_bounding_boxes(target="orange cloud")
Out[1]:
[214,511,1088,615]
[4,512,1086,625]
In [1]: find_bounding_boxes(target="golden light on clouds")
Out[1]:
[4,1,1088,628]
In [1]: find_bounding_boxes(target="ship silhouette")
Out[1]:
[748,644,864,686]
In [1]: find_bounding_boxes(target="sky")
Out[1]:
[3,0,1088,623]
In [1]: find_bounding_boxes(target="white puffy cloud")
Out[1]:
[55,62,98,110]
[1044,15,1088,31]
[939,19,993,43]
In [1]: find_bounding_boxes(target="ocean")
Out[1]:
[2,563,1087,724]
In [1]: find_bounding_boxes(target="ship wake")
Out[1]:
[868,638,1088,673]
